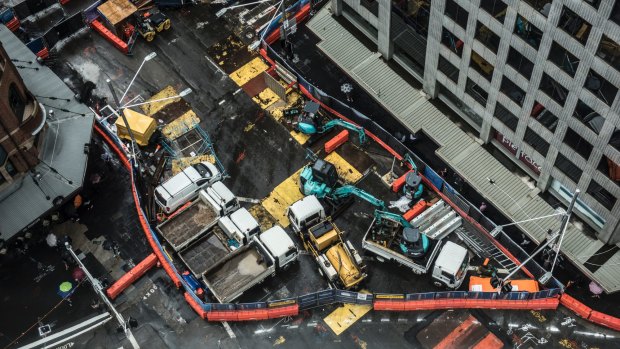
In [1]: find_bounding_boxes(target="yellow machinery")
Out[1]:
[305,220,366,289]
[115,108,157,146]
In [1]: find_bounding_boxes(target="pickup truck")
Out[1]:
[156,184,239,251]
[202,226,298,303]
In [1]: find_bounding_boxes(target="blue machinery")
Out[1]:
[374,210,430,258]
[401,153,424,200]
[296,101,367,144]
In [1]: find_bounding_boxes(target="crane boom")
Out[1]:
[330,185,385,210]
[320,120,366,144]
[374,210,412,228]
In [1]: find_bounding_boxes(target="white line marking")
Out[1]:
[219,100,226,105]
[222,321,236,338]
[233,88,243,95]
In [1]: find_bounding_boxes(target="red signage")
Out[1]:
[494,131,542,175]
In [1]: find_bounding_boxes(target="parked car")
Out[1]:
[155,162,221,213]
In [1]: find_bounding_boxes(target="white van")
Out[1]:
[155,162,221,214]
[432,241,470,289]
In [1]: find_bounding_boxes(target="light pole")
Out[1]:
[216,0,272,18]
[120,52,157,104]
[119,88,192,110]
[65,243,140,349]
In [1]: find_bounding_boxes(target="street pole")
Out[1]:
[106,79,140,166]
[65,243,140,349]
[549,189,580,275]
[500,189,580,288]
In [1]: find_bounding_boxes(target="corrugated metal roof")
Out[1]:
[308,7,620,292]
[0,26,94,240]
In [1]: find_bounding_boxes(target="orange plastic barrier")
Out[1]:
[265,4,311,45]
[403,200,427,221]
[325,130,348,153]
[184,292,207,319]
[391,170,412,193]
[267,304,299,319]
[90,19,128,54]
[60,0,71,4]
[36,47,49,60]
[236,309,269,321]
[376,298,558,311]
[106,253,158,299]
[588,311,620,332]
[7,18,20,32]
[560,293,592,319]
[206,311,238,322]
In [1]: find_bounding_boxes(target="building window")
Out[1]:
[6,160,16,177]
[494,103,518,131]
[9,83,25,122]
[564,127,593,160]
[392,0,431,35]
[522,1,553,16]
[441,28,462,57]
[514,15,543,49]
[597,35,620,73]
[548,42,580,77]
[438,55,459,82]
[539,73,568,106]
[465,78,488,107]
[445,0,468,29]
[585,69,618,106]
[524,127,550,156]
[587,181,617,208]
[597,157,620,185]
[480,0,507,21]
[506,47,533,79]
[474,22,499,54]
[559,7,591,45]
[612,1,620,25]
[470,51,493,81]
[0,146,6,165]
[531,101,558,132]
[610,128,620,152]
[555,153,582,183]
[360,0,378,17]
[573,100,603,135]
[500,77,525,106]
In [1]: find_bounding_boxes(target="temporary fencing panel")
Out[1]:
[43,26,59,48]
[424,166,444,191]
[267,298,297,308]
[12,1,31,20]
[26,37,45,53]
[54,12,85,40]
[211,303,236,311]
[316,289,337,306]
[236,302,268,310]
[297,292,320,310]
[83,0,102,22]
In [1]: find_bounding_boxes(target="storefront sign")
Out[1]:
[494,131,542,175]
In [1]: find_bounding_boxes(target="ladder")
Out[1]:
[456,227,517,271]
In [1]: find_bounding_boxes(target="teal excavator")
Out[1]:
[401,153,424,201]
[373,210,429,258]
[296,101,366,145]
[300,158,385,210]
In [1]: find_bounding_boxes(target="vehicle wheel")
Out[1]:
[163,19,171,30]
[156,24,164,33]
[145,32,155,42]
[433,281,443,288]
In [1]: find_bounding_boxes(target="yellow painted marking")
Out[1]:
[243,122,255,132]
[252,88,280,110]
[261,168,304,227]
[228,57,268,86]
[142,86,180,116]
[171,155,215,175]
[268,91,303,121]
[248,204,278,232]
[324,152,362,184]
[290,130,310,145]
[161,110,200,140]
[273,336,286,346]
[323,290,372,336]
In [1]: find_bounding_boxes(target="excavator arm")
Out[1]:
[330,185,385,210]
[320,120,367,145]
[374,210,412,228]
[401,153,418,172]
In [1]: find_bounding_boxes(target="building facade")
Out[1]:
[0,41,45,188]
[331,0,620,242]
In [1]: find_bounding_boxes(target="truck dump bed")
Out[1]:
[179,225,231,277]
[156,200,219,251]
[203,241,274,303]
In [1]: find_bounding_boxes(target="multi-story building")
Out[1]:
[330,0,620,243]
[0,41,45,187]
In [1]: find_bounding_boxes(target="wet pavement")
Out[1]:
[1,2,619,349]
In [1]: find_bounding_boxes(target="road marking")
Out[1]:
[253,88,280,110]
[219,99,226,105]
[222,321,236,338]
[290,130,310,145]
[233,88,243,95]
[324,152,363,183]
[261,167,304,227]
[228,57,269,86]
[323,290,372,336]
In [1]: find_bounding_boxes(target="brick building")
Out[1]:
[0,41,45,188]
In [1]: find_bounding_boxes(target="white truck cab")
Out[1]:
[219,207,260,245]
[432,241,470,289]
[202,181,240,216]
[287,195,326,232]
[259,226,299,270]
